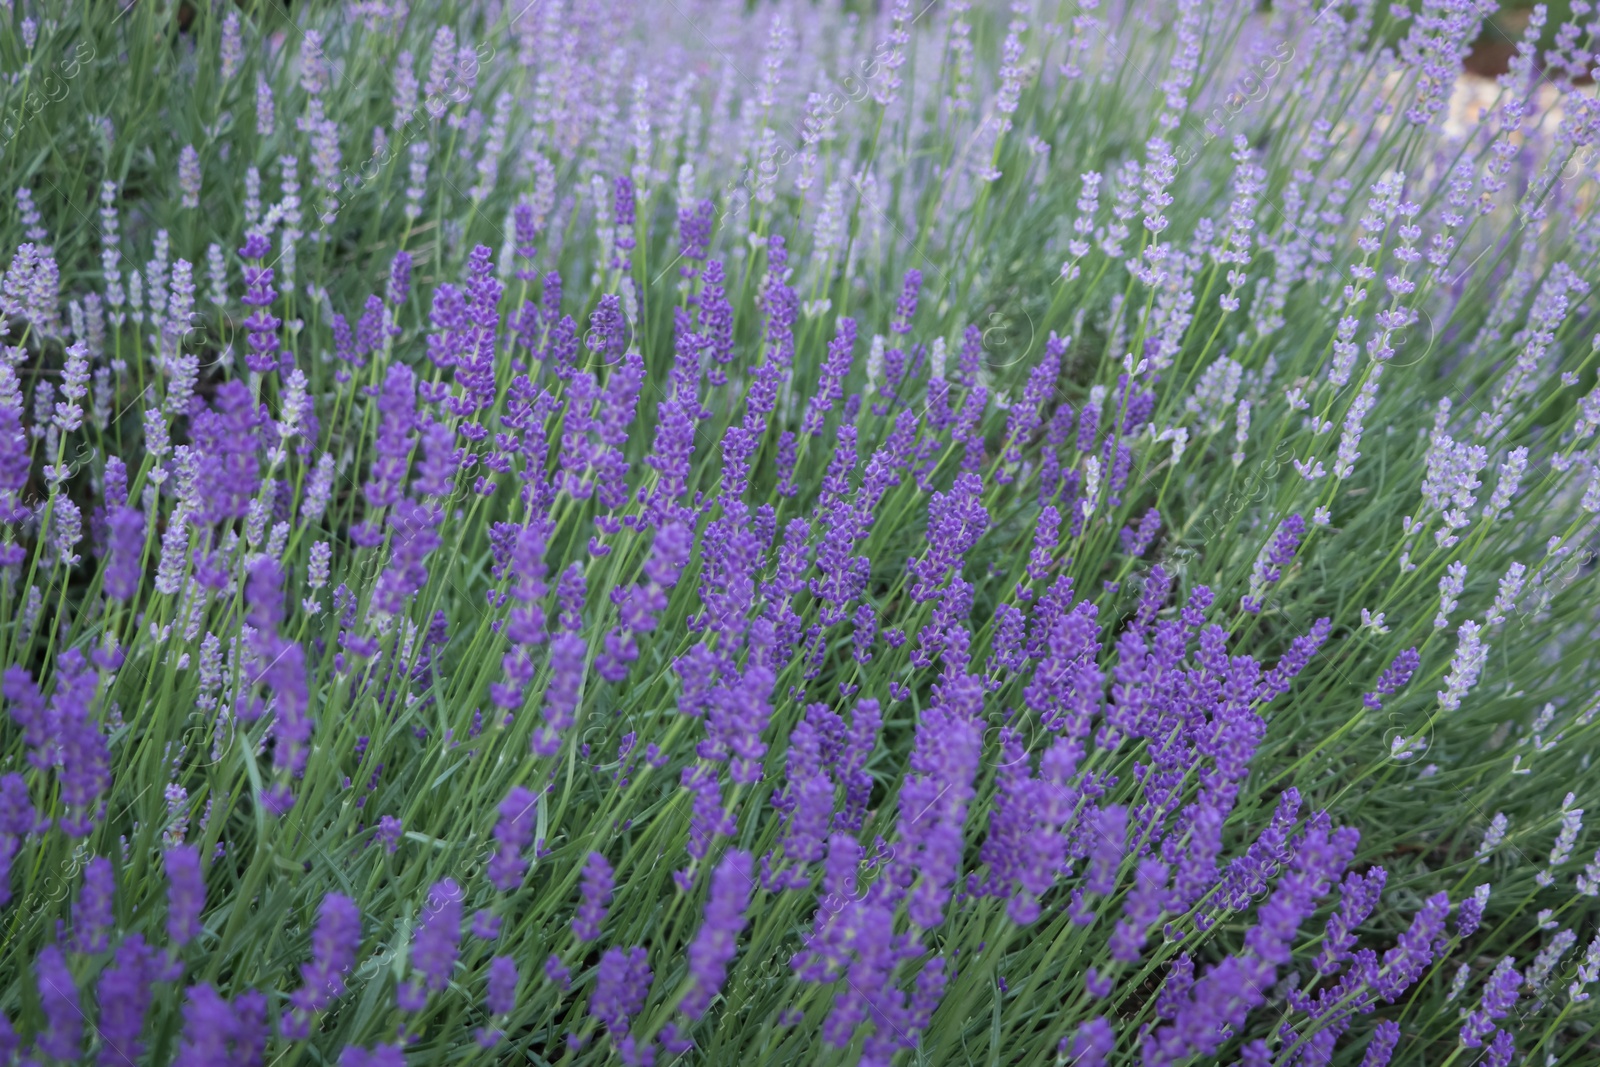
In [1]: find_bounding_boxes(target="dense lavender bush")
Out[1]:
[0,0,1599,1063]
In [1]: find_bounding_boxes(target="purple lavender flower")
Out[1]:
[193,379,262,524]
[544,953,571,991]
[3,653,111,837]
[1120,507,1162,558]
[1484,1029,1515,1067]
[472,909,502,940]
[1085,805,1129,895]
[0,406,30,523]
[292,893,361,1013]
[1360,1020,1401,1067]
[1365,647,1421,709]
[891,269,922,335]
[1457,884,1489,938]
[488,786,538,891]
[165,844,205,946]
[779,713,835,865]
[238,232,281,374]
[0,774,36,905]
[572,851,614,940]
[1152,814,1358,1062]
[590,945,652,1058]
[1001,333,1064,479]
[178,144,202,208]
[683,764,734,861]
[1316,867,1387,974]
[894,695,984,928]
[355,294,388,359]
[588,294,628,367]
[245,559,312,783]
[173,983,234,1066]
[677,198,714,278]
[340,1045,406,1067]
[698,260,734,383]
[909,472,989,603]
[35,944,83,1060]
[364,362,418,514]
[486,955,518,1014]
[96,935,161,1065]
[803,317,856,437]
[1063,1016,1114,1067]
[1460,955,1520,1047]
[1108,859,1170,962]
[388,250,413,307]
[72,856,115,952]
[612,176,637,268]
[405,879,462,1004]
[371,500,442,615]
[535,631,586,757]
[1255,617,1333,702]
[104,506,146,601]
[836,698,881,833]
[680,849,754,1019]
[1369,891,1451,1002]
[1242,514,1306,614]
[376,816,403,853]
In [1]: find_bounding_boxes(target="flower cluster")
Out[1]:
[0,1,1597,1065]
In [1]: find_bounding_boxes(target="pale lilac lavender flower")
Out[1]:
[1437,620,1487,712]
[178,145,202,209]
[1435,561,1467,629]
[256,74,275,136]
[1478,813,1509,863]
[1483,447,1529,523]
[1569,934,1600,1002]
[1486,562,1526,628]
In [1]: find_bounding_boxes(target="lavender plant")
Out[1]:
[0,0,1599,1064]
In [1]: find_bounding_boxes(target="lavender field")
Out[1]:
[1,0,1599,1064]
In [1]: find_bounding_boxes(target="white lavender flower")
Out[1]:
[1486,561,1526,628]
[1333,373,1381,479]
